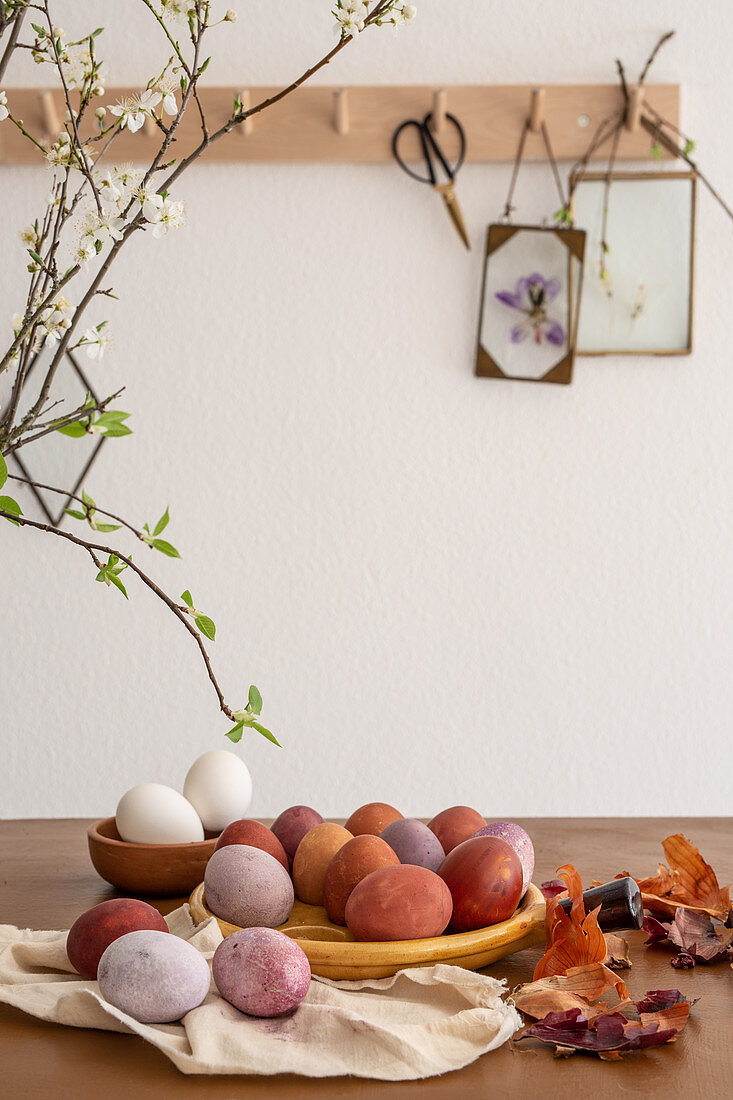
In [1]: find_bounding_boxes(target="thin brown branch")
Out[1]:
[0,508,236,721]
[0,5,26,84]
[640,112,733,224]
[43,1,102,215]
[4,387,125,454]
[159,2,393,194]
[8,471,147,542]
[638,30,675,87]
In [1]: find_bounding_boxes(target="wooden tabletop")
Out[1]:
[1,817,731,1099]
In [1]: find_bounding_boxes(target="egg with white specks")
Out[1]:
[97,929,210,1023]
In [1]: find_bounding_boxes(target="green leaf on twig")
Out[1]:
[0,494,23,526]
[227,687,280,746]
[248,684,263,715]
[149,538,180,558]
[195,614,216,641]
[153,507,170,536]
[181,589,193,607]
[0,452,7,490]
[95,552,129,598]
[226,721,245,743]
[56,422,89,437]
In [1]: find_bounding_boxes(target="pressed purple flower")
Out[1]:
[495,273,565,347]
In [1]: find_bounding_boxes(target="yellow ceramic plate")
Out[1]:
[189,882,546,979]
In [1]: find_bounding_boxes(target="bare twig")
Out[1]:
[0,5,26,83]
[638,30,675,87]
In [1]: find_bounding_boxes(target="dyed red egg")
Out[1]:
[215,818,289,871]
[323,834,400,926]
[345,865,453,941]
[438,835,523,933]
[427,806,486,855]
[345,802,403,837]
[67,898,168,979]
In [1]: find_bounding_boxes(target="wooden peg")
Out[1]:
[625,84,642,132]
[430,88,447,135]
[529,87,545,133]
[237,89,253,135]
[333,88,349,135]
[39,90,60,142]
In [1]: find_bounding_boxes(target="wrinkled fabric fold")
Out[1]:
[0,904,520,1080]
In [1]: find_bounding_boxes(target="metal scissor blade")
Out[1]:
[435,182,470,250]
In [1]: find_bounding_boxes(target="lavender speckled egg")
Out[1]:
[97,929,210,1023]
[471,821,535,895]
[380,818,445,872]
[204,844,294,928]
[212,928,311,1017]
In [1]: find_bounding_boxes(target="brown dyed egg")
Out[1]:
[292,822,353,905]
[344,865,453,942]
[323,835,401,926]
[428,806,486,855]
[345,802,403,837]
[214,818,289,871]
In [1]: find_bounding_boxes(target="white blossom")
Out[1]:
[161,0,198,22]
[18,225,38,247]
[333,2,368,38]
[96,170,122,209]
[93,212,125,245]
[108,90,161,133]
[112,164,142,204]
[224,9,238,22]
[153,73,178,116]
[0,91,8,122]
[132,184,164,224]
[151,197,186,238]
[83,326,110,360]
[40,296,73,346]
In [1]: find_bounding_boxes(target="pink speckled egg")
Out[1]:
[212,928,310,1017]
[471,821,534,895]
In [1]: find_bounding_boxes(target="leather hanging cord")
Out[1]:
[501,116,568,222]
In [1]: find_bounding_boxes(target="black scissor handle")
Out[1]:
[392,112,467,185]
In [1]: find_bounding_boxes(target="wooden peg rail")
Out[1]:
[0,83,679,165]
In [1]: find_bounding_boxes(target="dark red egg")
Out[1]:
[428,806,486,855]
[438,836,523,932]
[215,818,289,871]
[66,898,168,979]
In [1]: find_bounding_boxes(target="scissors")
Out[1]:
[392,112,469,250]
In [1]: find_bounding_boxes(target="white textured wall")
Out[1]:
[2,1,732,820]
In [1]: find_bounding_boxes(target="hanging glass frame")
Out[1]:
[570,171,696,356]
[475,223,586,385]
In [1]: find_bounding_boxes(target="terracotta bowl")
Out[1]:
[88,817,219,896]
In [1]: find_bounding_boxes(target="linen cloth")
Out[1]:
[0,904,521,1080]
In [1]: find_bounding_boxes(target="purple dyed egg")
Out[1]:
[98,929,210,1023]
[271,805,324,859]
[380,818,445,872]
[204,844,294,928]
[212,927,311,1017]
[471,822,534,895]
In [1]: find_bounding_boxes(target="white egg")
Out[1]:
[116,783,204,844]
[183,749,252,833]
